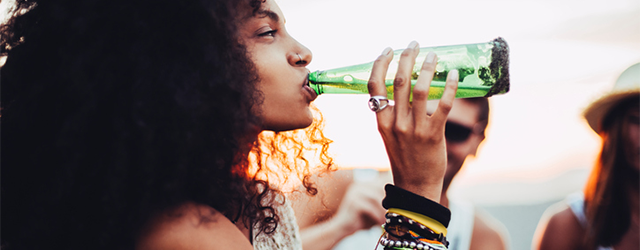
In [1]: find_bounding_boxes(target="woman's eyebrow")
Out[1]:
[256,9,280,22]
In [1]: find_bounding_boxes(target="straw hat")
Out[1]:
[583,63,640,133]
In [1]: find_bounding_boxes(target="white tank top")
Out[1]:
[566,192,614,250]
[447,199,475,250]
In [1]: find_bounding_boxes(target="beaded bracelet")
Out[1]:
[378,234,448,250]
[387,208,447,236]
[380,212,449,249]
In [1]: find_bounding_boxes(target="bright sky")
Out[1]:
[277,0,640,203]
[1,0,637,204]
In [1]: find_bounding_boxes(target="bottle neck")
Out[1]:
[308,70,324,95]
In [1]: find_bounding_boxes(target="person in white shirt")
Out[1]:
[292,97,509,250]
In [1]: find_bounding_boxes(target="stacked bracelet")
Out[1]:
[382,185,450,228]
[379,184,451,250]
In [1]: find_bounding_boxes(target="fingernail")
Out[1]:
[381,47,393,56]
[448,69,459,81]
[408,41,418,49]
[425,52,436,64]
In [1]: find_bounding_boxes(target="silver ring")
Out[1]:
[296,53,303,62]
[368,95,389,112]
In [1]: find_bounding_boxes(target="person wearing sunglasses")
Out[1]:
[291,97,508,250]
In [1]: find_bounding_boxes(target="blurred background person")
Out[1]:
[290,97,509,250]
[276,1,640,248]
[532,63,640,250]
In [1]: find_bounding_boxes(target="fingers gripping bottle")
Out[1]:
[308,37,510,100]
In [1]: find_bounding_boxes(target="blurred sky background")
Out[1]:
[277,0,639,248]
[1,0,638,248]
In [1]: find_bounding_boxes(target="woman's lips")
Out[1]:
[302,76,318,102]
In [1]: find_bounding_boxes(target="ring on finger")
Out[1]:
[368,95,389,112]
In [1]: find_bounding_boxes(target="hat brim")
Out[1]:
[583,90,640,133]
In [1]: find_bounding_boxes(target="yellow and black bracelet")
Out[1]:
[379,211,448,249]
[378,184,451,250]
[381,184,451,228]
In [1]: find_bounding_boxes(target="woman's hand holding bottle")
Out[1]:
[367,41,459,202]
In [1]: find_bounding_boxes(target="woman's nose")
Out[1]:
[290,45,312,66]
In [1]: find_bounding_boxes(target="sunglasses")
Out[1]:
[445,121,480,143]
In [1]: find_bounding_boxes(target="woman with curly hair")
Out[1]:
[1,0,459,249]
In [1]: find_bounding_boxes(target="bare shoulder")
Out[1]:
[136,202,253,250]
[289,169,354,228]
[470,208,508,250]
[531,202,584,250]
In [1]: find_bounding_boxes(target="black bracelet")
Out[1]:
[381,184,451,228]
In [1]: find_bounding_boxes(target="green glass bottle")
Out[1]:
[308,37,510,100]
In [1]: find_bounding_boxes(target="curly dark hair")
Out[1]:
[1,0,333,249]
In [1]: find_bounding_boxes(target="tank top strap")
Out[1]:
[566,192,588,228]
[565,192,614,250]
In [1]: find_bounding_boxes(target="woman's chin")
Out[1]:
[261,108,315,132]
[263,120,313,132]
